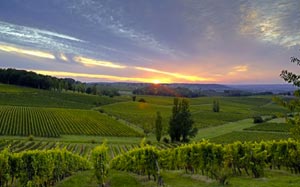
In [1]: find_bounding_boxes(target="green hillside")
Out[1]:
[0,83,129,109]
[102,95,288,130]
[0,105,142,137]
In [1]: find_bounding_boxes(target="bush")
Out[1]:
[138,98,146,103]
[98,108,105,113]
[146,140,152,145]
[253,116,263,123]
[28,135,34,141]
[163,137,169,144]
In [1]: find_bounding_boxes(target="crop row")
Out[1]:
[0,105,142,137]
[0,139,178,159]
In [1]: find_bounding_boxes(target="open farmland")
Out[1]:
[0,105,142,137]
[102,95,288,130]
[0,83,129,109]
[0,83,296,187]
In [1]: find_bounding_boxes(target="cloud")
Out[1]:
[31,69,171,83]
[134,66,215,82]
[0,21,90,55]
[0,21,84,42]
[0,43,55,59]
[59,53,68,62]
[67,0,176,57]
[233,65,248,72]
[239,1,300,48]
[73,56,126,69]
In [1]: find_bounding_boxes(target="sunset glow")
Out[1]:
[0,1,299,84]
[0,44,55,60]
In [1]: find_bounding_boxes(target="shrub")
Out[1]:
[98,108,105,113]
[162,137,169,144]
[253,116,263,123]
[28,135,34,141]
[138,98,146,103]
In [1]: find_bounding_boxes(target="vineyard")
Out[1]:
[0,148,90,186]
[101,96,287,130]
[0,83,298,186]
[0,139,179,159]
[110,139,300,185]
[0,105,142,137]
[0,84,129,109]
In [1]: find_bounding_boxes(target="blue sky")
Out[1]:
[0,0,299,84]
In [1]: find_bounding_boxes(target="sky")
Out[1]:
[0,0,300,84]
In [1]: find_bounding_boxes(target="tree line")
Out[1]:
[0,68,120,97]
[133,84,203,98]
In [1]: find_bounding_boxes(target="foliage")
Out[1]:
[0,148,90,187]
[132,96,136,102]
[111,146,160,181]
[0,68,86,92]
[253,116,264,123]
[169,98,197,142]
[155,112,163,142]
[132,84,202,98]
[212,99,220,112]
[138,98,146,103]
[92,142,109,187]
[276,52,300,139]
[111,139,300,185]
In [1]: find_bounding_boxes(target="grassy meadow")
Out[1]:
[1,83,298,187]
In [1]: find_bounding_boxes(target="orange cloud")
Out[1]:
[31,69,171,83]
[233,65,248,72]
[134,66,214,82]
[0,44,55,59]
[73,56,126,69]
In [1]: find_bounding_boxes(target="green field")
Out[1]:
[0,83,297,187]
[102,95,287,130]
[0,105,142,137]
[0,83,129,109]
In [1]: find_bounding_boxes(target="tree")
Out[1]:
[132,96,136,101]
[155,111,163,142]
[213,99,220,112]
[277,52,300,139]
[169,98,197,142]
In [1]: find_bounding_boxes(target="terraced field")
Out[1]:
[0,105,142,137]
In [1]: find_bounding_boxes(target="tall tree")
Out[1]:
[169,98,197,142]
[155,111,163,142]
[213,99,220,112]
[277,52,300,139]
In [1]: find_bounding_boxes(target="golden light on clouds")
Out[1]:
[233,65,248,72]
[0,44,55,59]
[59,53,68,61]
[239,4,300,48]
[73,56,126,69]
[31,69,171,83]
[134,66,214,82]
